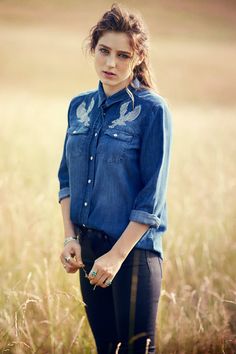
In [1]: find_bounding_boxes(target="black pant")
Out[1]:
[78,227,162,354]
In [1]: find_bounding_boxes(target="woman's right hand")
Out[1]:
[60,240,85,273]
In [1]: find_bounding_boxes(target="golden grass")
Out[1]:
[0,1,236,353]
[0,93,235,354]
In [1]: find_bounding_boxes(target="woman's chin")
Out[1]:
[100,77,118,86]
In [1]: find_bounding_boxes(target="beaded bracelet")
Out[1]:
[64,236,78,247]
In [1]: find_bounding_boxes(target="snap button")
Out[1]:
[113,133,118,137]
[90,156,94,160]
[88,179,91,183]
[94,133,98,137]
[84,202,88,207]
[73,130,77,134]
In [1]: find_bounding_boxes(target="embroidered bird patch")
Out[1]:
[109,101,141,128]
[76,98,95,127]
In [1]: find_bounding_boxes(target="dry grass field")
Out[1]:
[0,1,236,353]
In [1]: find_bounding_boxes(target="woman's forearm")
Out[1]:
[59,197,84,273]
[110,221,149,260]
[60,197,76,238]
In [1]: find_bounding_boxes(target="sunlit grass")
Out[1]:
[0,1,236,352]
[0,91,235,353]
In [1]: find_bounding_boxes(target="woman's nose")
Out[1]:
[106,55,116,68]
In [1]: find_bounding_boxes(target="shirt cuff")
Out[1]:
[58,187,70,203]
[129,210,161,227]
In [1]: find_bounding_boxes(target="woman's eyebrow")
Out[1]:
[98,44,132,55]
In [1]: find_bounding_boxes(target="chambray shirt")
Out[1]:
[58,78,172,260]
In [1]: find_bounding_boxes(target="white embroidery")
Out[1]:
[109,101,141,128]
[76,98,95,127]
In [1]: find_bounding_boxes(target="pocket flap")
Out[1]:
[67,125,89,135]
[104,129,133,142]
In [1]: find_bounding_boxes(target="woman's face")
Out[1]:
[94,31,140,96]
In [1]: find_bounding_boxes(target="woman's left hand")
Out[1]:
[88,249,124,288]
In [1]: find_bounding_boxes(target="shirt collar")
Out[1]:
[97,77,141,108]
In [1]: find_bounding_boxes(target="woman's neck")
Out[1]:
[103,77,132,97]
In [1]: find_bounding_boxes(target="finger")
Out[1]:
[90,272,106,286]
[60,250,78,273]
[61,256,77,271]
[68,267,78,273]
[73,248,84,267]
[96,273,110,288]
[104,279,113,287]
[67,245,84,268]
[63,251,82,270]
[65,255,79,268]
[60,251,79,273]
[89,270,109,285]
[88,268,98,280]
[88,269,102,284]
[63,263,78,273]
[60,252,75,266]
[67,259,81,272]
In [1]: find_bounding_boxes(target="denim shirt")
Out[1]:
[58,78,172,260]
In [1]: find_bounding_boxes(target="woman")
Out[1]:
[58,3,172,354]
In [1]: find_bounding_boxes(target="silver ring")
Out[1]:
[105,280,112,286]
[64,255,71,263]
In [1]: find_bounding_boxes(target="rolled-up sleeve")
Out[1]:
[57,104,71,203]
[129,102,172,227]
[58,132,70,203]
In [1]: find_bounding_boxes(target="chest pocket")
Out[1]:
[66,125,90,157]
[97,128,139,163]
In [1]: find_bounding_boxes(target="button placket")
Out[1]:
[80,117,102,225]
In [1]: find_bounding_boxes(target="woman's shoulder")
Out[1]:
[134,87,171,112]
[70,89,97,103]
[68,88,97,109]
[133,88,172,130]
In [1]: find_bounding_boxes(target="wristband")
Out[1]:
[64,236,78,247]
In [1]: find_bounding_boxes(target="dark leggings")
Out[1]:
[78,228,163,354]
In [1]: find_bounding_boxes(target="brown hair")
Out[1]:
[86,3,156,91]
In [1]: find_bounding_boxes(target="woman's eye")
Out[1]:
[99,48,109,54]
[118,53,130,59]
[98,48,130,59]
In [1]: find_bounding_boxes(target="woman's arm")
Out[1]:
[59,197,84,273]
[109,102,172,259]
[110,221,149,260]
[60,197,76,238]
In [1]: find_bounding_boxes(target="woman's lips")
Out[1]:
[102,71,116,78]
